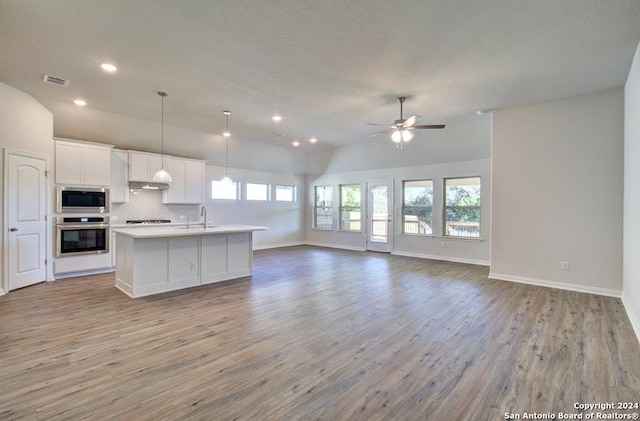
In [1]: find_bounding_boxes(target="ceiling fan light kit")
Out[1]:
[368,96,445,148]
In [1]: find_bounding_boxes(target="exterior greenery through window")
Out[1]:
[444,177,481,238]
[339,184,361,231]
[211,180,238,200]
[314,185,333,229]
[402,180,433,235]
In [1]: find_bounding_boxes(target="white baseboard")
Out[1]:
[488,272,622,298]
[621,292,640,345]
[253,241,305,251]
[0,288,5,296]
[53,267,115,280]
[304,242,366,252]
[392,250,490,266]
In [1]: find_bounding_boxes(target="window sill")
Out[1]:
[312,227,334,231]
[440,236,484,242]
[399,233,435,238]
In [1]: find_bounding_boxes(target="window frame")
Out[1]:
[443,176,481,239]
[245,182,271,201]
[274,184,297,202]
[401,179,434,236]
[313,185,333,230]
[339,184,362,232]
[211,179,240,200]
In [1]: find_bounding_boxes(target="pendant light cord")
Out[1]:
[158,91,168,162]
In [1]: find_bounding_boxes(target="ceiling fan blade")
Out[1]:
[412,124,446,129]
[403,115,422,127]
[368,129,391,137]
[366,122,394,127]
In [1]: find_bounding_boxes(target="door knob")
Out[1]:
[9,227,18,232]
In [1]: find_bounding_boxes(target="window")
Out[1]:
[211,180,239,200]
[246,183,270,201]
[444,177,481,238]
[339,184,361,231]
[314,185,333,229]
[275,184,296,202]
[402,180,433,235]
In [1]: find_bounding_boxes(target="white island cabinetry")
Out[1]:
[113,225,266,298]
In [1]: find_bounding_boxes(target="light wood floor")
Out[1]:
[1,246,639,420]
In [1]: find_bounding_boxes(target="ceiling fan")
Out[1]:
[367,96,445,148]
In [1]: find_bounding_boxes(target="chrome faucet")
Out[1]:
[200,206,207,228]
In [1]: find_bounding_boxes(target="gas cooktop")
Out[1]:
[125,219,172,224]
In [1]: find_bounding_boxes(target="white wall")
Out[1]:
[204,165,305,249]
[305,158,491,264]
[0,82,54,293]
[491,88,624,296]
[306,114,491,175]
[623,42,640,340]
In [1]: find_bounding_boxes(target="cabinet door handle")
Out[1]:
[9,227,18,232]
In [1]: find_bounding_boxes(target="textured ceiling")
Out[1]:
[1,0,639,150]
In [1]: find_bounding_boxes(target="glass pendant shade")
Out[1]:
[391,130,402,143]
[221,174,233,184]
[153,168,172,182]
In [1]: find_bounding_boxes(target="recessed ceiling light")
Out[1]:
[292,140,300,147]
[309,137,317,144]
[100,62,117,73]
[73,98,87,107]
[272,115,282,122]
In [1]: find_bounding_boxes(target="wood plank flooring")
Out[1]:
[1,246,639,420]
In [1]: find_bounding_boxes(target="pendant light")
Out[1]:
[221,110,233,184]
[153,91,172,183]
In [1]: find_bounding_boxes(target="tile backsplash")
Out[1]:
[111,190,200,223]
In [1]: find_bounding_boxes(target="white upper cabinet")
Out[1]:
[111,149,129,203]
[128,151,164,182]
[162,157,205,204]
[55,138,113,186]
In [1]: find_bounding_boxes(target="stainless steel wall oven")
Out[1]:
[55,217,109,257]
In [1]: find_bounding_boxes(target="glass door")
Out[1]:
[367,180,392,252]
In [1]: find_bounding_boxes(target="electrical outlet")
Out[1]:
[190,262,196,271]
[441,242,446,248]
[179,215,185,220]
[561,261,569,271]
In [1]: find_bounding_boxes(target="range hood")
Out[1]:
[128,181,170,190]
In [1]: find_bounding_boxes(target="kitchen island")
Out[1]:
[113,225,267,298]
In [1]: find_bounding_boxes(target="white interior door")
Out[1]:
[367,180,392,253]
[5,151,47,291]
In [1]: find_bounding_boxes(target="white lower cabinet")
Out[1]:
[115,231,253,298]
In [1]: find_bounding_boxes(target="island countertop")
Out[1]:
[113,224,268,239]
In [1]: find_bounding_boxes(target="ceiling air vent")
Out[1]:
[42,74,69,87]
